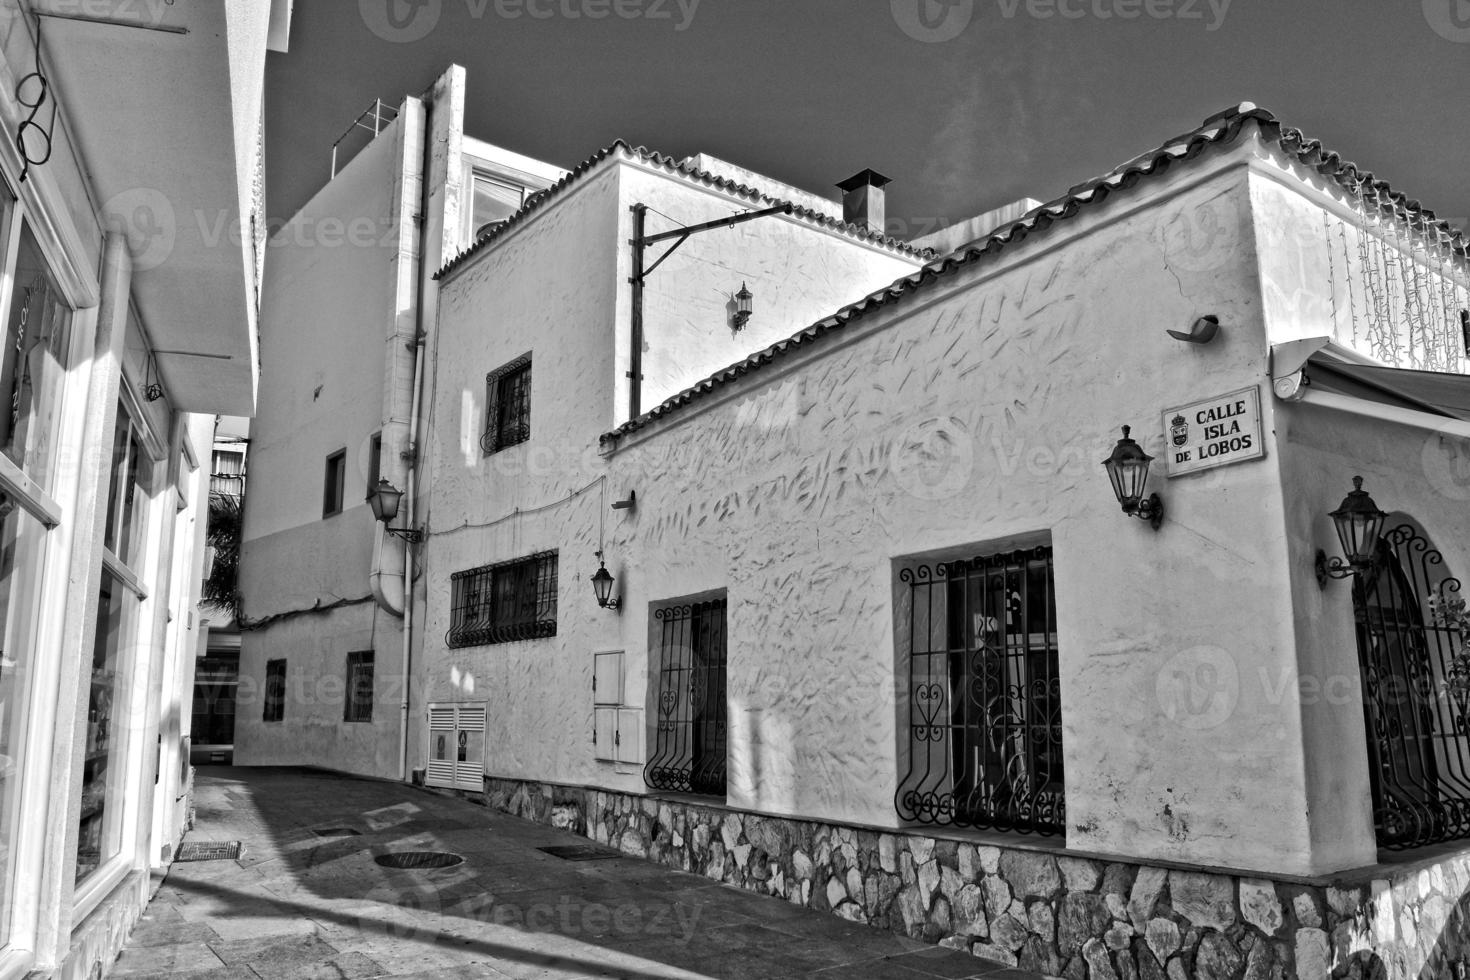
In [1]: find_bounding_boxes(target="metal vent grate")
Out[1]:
[537,844,622,862]
[374,851,463,870]
[175,841,243,862]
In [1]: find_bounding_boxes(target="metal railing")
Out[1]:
[330,99,398,179]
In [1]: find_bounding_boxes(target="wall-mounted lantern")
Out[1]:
[733,283,753,331]
[1102,426,1164,530]
[366,479,422,543]
[1315,476,1387,588]
[591,550,619,611]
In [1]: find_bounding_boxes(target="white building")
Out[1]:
[0,1,290,976]
[241,86,1470,979]
[423,105,1470,979]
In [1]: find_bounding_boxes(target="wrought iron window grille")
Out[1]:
[1353,522,1470,851]
[645,597,728,797]
[447,550,558,648]
[482,355,531,455]
[895,547,1065,837]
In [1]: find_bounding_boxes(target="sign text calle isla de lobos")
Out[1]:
[1162,386,1265,477]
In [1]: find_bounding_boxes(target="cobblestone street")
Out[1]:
[111,769,1043,979]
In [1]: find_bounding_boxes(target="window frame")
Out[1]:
[322,448,346,518]
[262,659,286,723]
[446,550,558,648]
[481,354,531,456]
[344,650,374,723]
[644,593,728,798]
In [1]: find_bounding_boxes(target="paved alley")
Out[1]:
[111,769,1044,979]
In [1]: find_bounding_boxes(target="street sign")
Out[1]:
[1162,385,1265,477]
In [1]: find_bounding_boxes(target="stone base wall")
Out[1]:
[476,776,1470,980]
[59,869,149,980]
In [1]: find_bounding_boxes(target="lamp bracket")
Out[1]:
[1315,549,1356,589]
[1134,493,1164,531]
[612,490,637,511]
[385,526,423,544]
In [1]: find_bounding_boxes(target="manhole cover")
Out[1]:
[537,845,622,862]
[374,851,463,870]
[312,827,362,837]
[176,841,243,862]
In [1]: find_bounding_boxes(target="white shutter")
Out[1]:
[454,706,486,790]
[426,706,457,788]
[615,709,642,765]
[594,707,617,762]
[593,652,623,706]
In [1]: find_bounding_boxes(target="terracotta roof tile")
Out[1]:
[601,103,1469,446]
[434,142,931,281]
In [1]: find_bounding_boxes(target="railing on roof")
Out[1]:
[330,99,399,179]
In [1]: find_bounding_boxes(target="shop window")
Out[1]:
[103,411,152,565]
[75,570,137,884]
[322,449,345,517]
[263,659,286,722]
[645,595,727,797]
[895,546,1064,836]
[481,355,530,455]
[447,551,557,647]
[344,651,374,723]
[0,220,72,492]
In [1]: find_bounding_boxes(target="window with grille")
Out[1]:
[446,551,557,647]
[344,651,374,723]
[645,595,727,797]
[895,546,1063,836]
[263,658,286,722]
[482,355,531,454]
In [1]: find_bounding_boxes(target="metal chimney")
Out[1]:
[837,169,892,234]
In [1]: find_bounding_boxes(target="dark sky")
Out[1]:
[266,1,1470,235]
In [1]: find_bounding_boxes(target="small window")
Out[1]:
[344,651,374,723]
[447,551,557,647]
[481,355,531,455]
[366,433,382,499]
[104,407,153,567]
[322,449,346,517]
[263,659,286,722]
[469,172,529,240]
[645,595,728,797]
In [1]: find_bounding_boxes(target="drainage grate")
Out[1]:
[312,827,362,837]
[537,844,623,862]
[176,841,243,862]
[374,851,463,870]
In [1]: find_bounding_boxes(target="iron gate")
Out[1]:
[1354,523,1470,849]
[644,597,728,796]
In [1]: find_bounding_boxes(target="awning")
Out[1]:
[1305,358,1470,422]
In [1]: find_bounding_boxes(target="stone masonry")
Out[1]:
[476,776,1470,980]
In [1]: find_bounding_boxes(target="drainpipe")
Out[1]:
[398,330,425,782]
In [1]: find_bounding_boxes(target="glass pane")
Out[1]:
[76,570,133,885]
[471,174,524,238]
[0,222,70,490]
[0,504,46,945]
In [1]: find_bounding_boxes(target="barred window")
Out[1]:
[263,658,286,723]
[645,596,727,797]
[447,551,557,647]
[896,546,1063,836]
[481,355,531,455]
[344,651,374,723]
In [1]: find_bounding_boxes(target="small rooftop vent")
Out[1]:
[837,169,892,235]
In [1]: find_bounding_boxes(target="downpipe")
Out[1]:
[398,331,425,782]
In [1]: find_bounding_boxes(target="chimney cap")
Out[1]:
[837,169,893,192]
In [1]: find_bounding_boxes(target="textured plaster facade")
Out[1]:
[418,118,1470,891]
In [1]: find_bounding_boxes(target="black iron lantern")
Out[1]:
[1102,426,1164,530]
[733,283,753,330]
[1316,476,1388,587]
[367,479,421,542]
[591,551,619,610]
[366,478,403,524]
